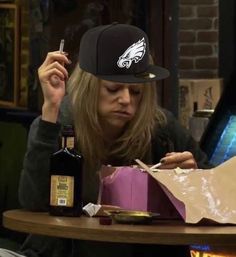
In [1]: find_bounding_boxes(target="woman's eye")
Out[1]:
[130,89,141,95]
[106,87,119,93]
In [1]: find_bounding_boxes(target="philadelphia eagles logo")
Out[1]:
[117,37,146,69]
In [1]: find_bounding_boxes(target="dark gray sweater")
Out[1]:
[18,98,212,257]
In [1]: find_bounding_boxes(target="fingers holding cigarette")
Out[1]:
[42,39,68,65]
[158,151,198,169]
[42,39,71,86]
[39,57,69,85]
[38,39,72,95]
[149,151,198,171]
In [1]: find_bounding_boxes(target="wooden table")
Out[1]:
[3,209,236,246]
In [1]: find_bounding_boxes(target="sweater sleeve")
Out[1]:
[18,117,61,211]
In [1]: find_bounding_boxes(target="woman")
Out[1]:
[2,23,212,257]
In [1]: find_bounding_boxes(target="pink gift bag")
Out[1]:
[98,165,181,219]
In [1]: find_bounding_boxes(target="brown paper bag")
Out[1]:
[136,157,236,224]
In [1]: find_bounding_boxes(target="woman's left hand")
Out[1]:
[159,151,198,169]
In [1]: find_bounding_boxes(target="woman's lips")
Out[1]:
[113,111,132,118]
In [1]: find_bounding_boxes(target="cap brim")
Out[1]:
[96,65,170,84]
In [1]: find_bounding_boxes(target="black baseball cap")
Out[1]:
[79,23,170,83]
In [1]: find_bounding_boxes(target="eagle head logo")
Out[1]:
[117,37,146,69]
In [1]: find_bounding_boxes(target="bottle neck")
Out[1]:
[62,135,75,149]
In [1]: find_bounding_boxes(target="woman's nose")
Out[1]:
[118,88,131,104]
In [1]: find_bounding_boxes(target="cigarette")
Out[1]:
[150,162,162,169]
[59,39,65,53]
[50,39,65,86]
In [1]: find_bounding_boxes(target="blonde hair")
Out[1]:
[67,64,166,167]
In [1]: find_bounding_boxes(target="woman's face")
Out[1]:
[98,79,143,134]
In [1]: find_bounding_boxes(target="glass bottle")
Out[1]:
[49,125,83,216]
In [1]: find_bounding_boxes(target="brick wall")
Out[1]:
[179,0,219,78]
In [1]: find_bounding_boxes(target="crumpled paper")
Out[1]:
[136,157,236,224]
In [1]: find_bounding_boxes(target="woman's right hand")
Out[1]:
[38,51,70,123]
[159,151,198,169]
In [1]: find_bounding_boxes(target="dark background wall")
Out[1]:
[0,121,27,248]
[219,0,235,85]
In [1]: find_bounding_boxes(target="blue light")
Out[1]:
[190,244,211,251]
[210,115,236,165]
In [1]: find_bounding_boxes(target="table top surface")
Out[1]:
[3,209,236,245]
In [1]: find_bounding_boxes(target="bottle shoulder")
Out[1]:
[52,148,83,160]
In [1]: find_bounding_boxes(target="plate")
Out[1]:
[104,210,160,224]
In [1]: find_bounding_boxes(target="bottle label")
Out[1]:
[62,136,75,149]
[50,175,74,207]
